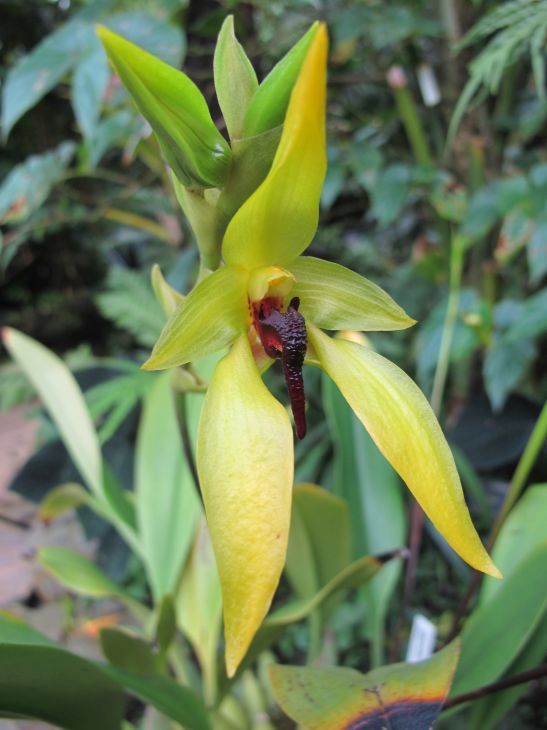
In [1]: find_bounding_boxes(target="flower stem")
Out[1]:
[430,233,465,417]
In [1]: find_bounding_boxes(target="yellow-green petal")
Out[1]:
[143,267,248,371]
[197,335,294,676]
[222,24,328,269]
[309,325,501,578]
[289,256,416,331]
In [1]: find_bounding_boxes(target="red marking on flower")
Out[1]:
[252,296,307,439]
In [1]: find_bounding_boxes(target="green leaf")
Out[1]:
[483,334,536,411]
[370,164,411,226]
[177,517,222,682]
[0,613,126,730]
[100,627,156,675]
[154,594,177,655]
[506,287,547,342]
[528,216,547,284]
[1,20,94,139]
[322,373,405,665]
[285,484,351,659]
[97,25,230,188]
[143,266,248,371]
[480,483,547,606]
[103,667,211,730]
[289,256,416,331]
[286,484,351,600]
[39,482,94,521]
[96,267,166,349]
[2,328,103,497]
[72,39,110,140]
[269,641,460,729]
[451,542,547,697]
[243,22,319,137]
[469,611,547,730]
[214,16,258,140]
[0,143,75,224]
[136,373,200,600]
[37,546,147,622]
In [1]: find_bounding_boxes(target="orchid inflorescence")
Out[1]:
[98,18,500,677]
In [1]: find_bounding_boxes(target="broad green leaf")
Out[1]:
[151,264,184,318]
[72,39,109,140]
[243,22,319,137]
[177,518,222,690]
[100,627,156,674]
[103,667,211,730]
[197,334,293,677]
[322,373,405,666]
[480,483,547,606]
[38,546,148,622]
[289,256,415,331]
[269,641,460,730]
[97,26,230,188]
[483,334,536,411]
[135,373,199,600]
[285,484,351,661]
[309,326,500,578]
[370,164,411,226]
[469,612,547,730]
[506,287,547,342]
[143,267,248,371]
[286,484,351,599]
[2,328,103,497]
[214,16,258,140]
[0,143,75,224]
[451,542,547,697]
[1,20,94,139]
[222,25,327,269]
[0,614,125,730]
[39,482,95,521]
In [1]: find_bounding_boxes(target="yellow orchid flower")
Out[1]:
[142,24,500,677]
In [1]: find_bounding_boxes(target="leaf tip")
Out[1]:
[1,326,13,345]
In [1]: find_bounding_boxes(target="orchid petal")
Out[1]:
[309,325,501,578]
[143,267,248,371]
[289,256,416,331]
[222,25,327,269]
[197,334,294,676]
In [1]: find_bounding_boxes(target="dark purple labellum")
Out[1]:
[253,296,308,439]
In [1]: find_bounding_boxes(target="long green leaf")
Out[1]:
[0,613,125,730]
[135,373,200,600]
[451,542,547,697]
[322,373,405,665]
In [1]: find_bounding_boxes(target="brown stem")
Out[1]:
[443,663,547,710]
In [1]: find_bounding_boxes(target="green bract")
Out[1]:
[97,25,231,188]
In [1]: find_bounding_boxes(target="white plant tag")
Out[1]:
[406,614,437,663]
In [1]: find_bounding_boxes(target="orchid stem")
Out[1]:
[430,232,464,417]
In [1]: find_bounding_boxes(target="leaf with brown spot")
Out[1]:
[269,641,460,730]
